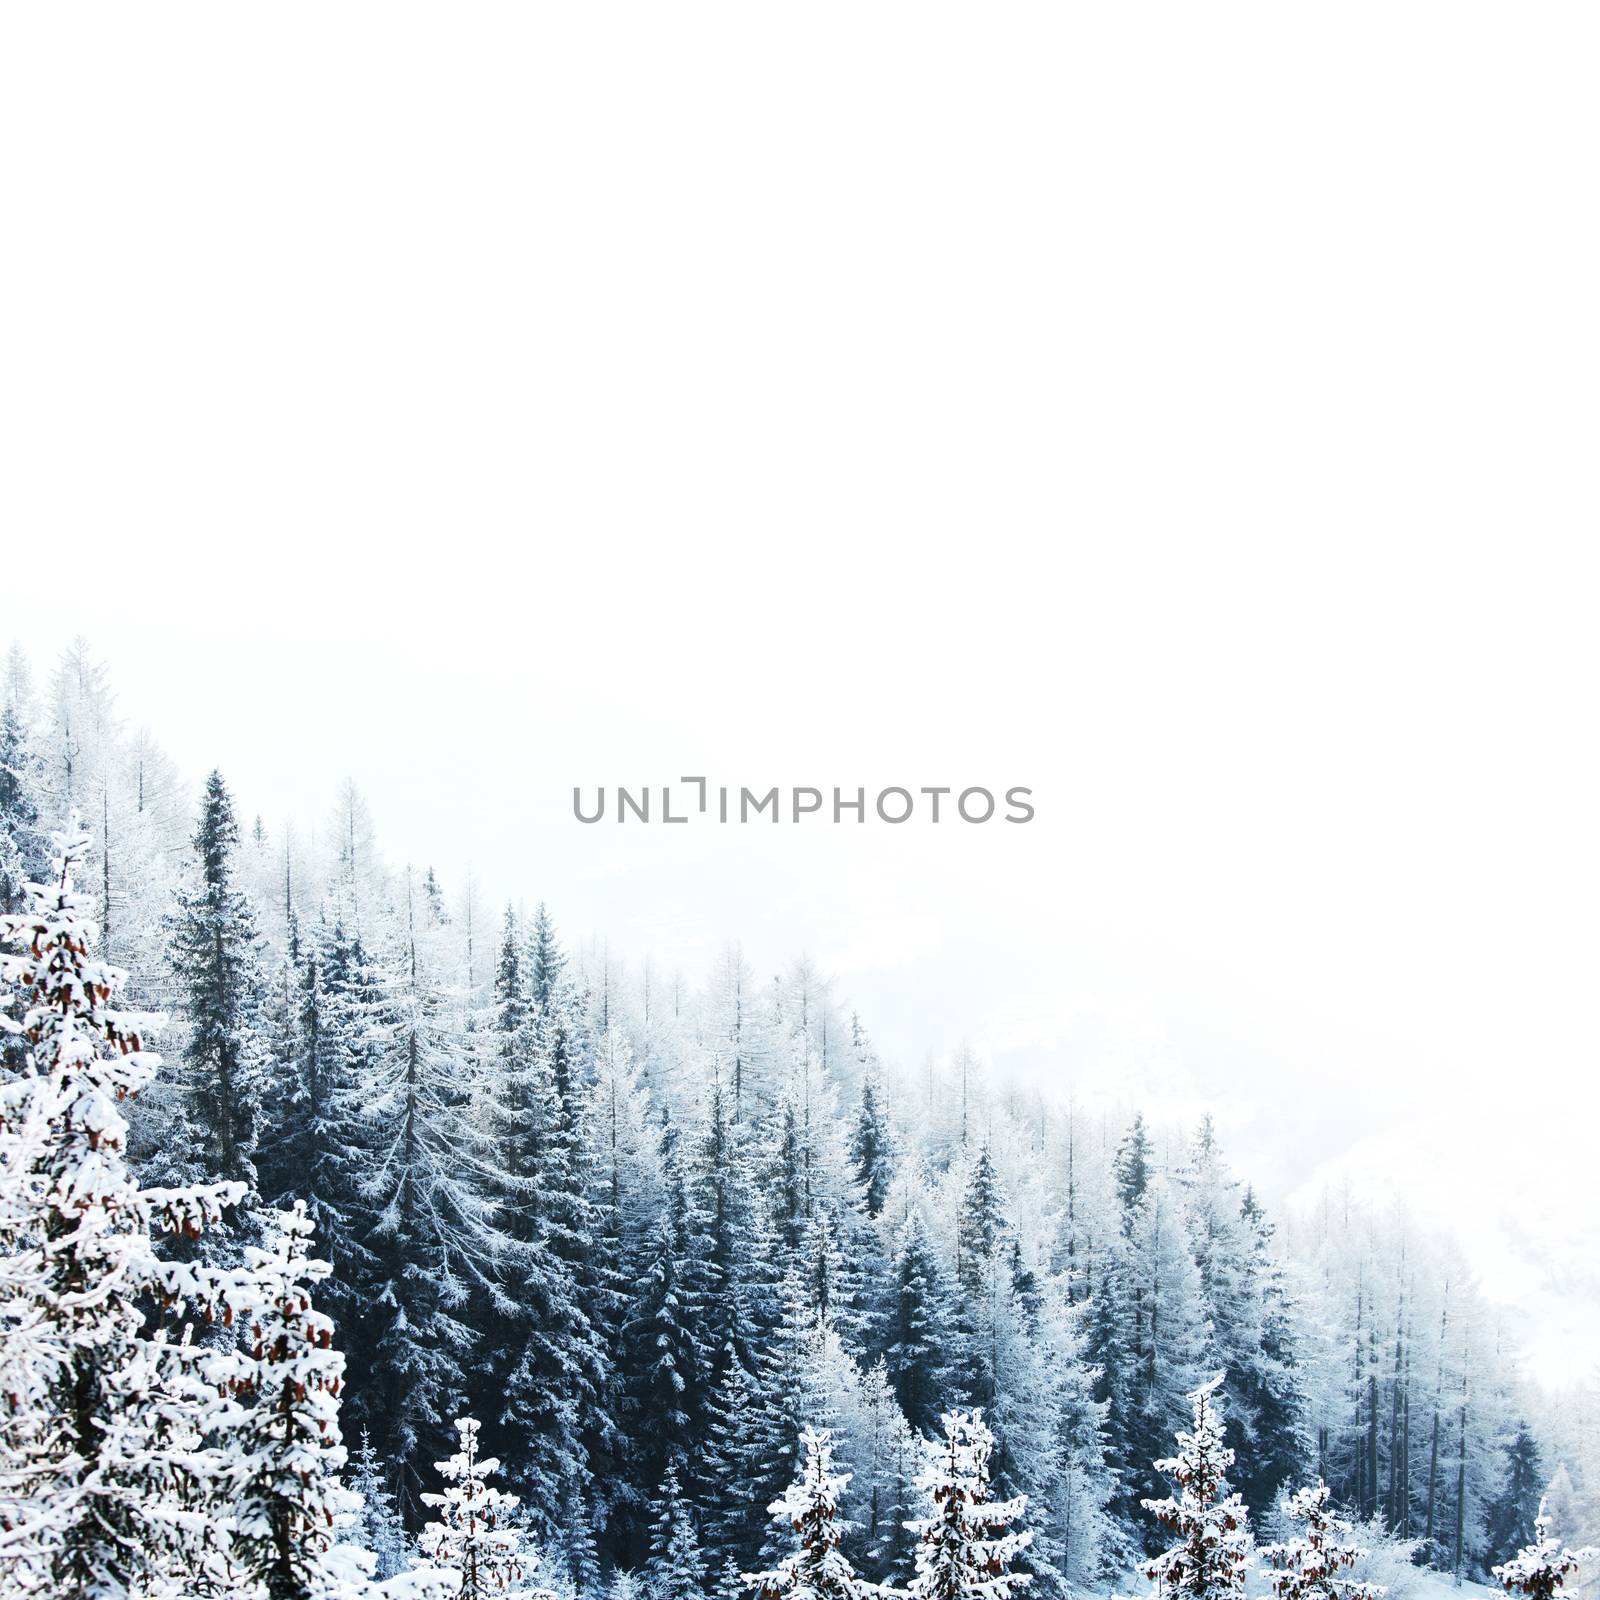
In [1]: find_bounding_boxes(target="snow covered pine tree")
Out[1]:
[352,1425,410,1581]
[0,827,249,1596]
[213,1200,366,1600]
[904,1410,1033,1600]
[646,1458,707,1600]
[745,1426,870,1600]
[419,1415,553,1600]
[1260,1481,1386,1600]
[1492,1501,1598,1600]
[1139,1375,1253,1600]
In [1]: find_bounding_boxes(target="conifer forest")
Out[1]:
[2,639,1596,1600]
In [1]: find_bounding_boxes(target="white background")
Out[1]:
[3,6,1596,1382]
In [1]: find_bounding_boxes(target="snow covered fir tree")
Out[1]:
[1,636,1596,1597]
[1260,1480,1387,1600]
[419,1416,552,1600]
[1138,1376,1252,1600]
[1491,1503,1597,1600]
[903,1410,1033,1600]
[745,1427,869,1600]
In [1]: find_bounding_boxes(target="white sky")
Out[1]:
[3,5,1597,1385]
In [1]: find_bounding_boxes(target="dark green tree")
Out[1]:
[166,770,271,1190]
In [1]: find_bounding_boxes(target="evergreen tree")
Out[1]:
[1260,1480,1386,1600]
[956,1144,1009,1301]
[1492,1501,1597,1600]
[259,915,380,1347]
[0,650,45,922]
[1082,1238,1139,1533]
[695,1065,757,1379]
[587,1024,662,1556]
[746,1261,833,1564]
[352,1425,409,1580]
[803,1206,873,1355]
[482,905,607,1544]
[1179,1121,1257,1416]
[0,827,248,1595]
[886,1208,957,1434]
[703,1350,766,1566]
[419,1415,552,1600]
[1127,1177,1206,1545]
[766,1091,809,1252]
[1139,1375,1253,1600]
[849,1072,894,1219]
[904,1410,1033,1600]
[850,1355,922,1582]
[746,1427,871,1600]
[529,900,567,1013]
[219,1201,362,1600]
[646,1458,706,1600]
[167,769,272,1190]
[364,896,498,1527]
[1232,1187,1309,1511]
[1113,1115,1152,1220]
[622,1115,706,1535]
[1485,1427,1548,1569]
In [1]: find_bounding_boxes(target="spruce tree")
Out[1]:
[352,1425,409,1580]
[0,827,249,1595]
[1113,1115,1152,1220]
[1139,1375,1253,1600]
[167,769,272,1190]
[0,653,45,922]
[219,1201,361,1600]
[955,1144,1013,1409]
[849,1071,894,1218]
[646,1458,706,1600]
[1484,1427,1548,1569]
[621,1115,706,1532]
[1127,1177,1206,1545]
[1492,1501,1597,1600]
[886,1207,956,1434]
[703,1351,766,1566]
[258,915,379,1346]
[419,1415,552,1600]
[1231,1187,1309,1511]
[1260,1480,1386,1600]
[904,1410,1033,1600]
[364,896,497,1527]
[1082,1238,1139,1534]
[746,1427,871,1600]
[482,905,606,1544]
